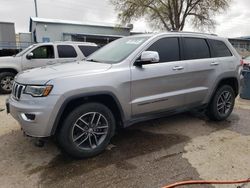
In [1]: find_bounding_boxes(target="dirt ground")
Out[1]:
[1,95,250,188]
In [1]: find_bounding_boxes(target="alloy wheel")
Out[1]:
[71,112,109,150]
[0,76,14,92]
[216,91,233,116]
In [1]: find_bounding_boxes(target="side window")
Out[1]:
[31,45,54,59]
[147,37,180,63]
[78,45,99,57]
[57,45,77,58]
[183,38,210,60]
[209,40,232,57]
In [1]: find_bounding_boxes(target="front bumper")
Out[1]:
[7,94,61,137]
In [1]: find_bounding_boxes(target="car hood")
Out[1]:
[16,61,112,85]
[0,56,21,64]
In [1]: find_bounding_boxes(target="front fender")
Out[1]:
[50,91,126,135]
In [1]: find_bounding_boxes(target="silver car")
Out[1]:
[0,41,99,94]
[7,32,241,158]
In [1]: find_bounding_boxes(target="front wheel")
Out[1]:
[0,72,15,94]
[57,103,116,159]
[207,85,235,121]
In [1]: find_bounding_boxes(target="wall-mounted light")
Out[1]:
[44,24,47,31]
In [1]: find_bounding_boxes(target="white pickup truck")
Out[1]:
[0,41,99,93]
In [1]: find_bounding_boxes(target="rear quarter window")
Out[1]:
[183,38,210,60]
[209,39,232,57]
[78,45,99,57]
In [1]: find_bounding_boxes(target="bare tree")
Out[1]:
[111,0,231,31]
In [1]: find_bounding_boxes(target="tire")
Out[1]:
[57,102,116,159]
[0,72,15,94]
[207,85,235,121]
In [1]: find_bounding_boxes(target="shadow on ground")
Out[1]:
[1,109,242,188]
[28,111,235,188]
[29,130,189,185]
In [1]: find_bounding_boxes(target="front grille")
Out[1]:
[12,82,25,100]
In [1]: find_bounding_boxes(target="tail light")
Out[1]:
[240,59,244,66]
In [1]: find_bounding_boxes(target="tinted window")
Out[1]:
[57,45,77,58]
[183,38,210,60]
[31,45,54,59]
[78,45,99,57]
[209,40,232,57]
[147,37,180,63]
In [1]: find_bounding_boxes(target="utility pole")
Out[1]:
[34,0,38,17]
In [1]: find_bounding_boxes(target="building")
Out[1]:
[0,22,16,50]
[0,22,19,56]
[29,17,133,46]
[16,32,33,49]
[229,38,250,51]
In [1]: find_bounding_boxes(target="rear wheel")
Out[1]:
[57,103,115,158]
[207,85,235,121]
[0,72,15,94]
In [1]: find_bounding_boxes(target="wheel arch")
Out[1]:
[210,77,239,102]
[0,68,18,74]
[51,92,125,135]
[216,77,239,96]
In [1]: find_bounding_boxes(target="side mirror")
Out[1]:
[135,51,160,67]
[26,52,34,60]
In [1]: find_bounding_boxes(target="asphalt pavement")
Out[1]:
[0,95,250,188]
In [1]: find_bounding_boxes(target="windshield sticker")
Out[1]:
[126,39,144,45]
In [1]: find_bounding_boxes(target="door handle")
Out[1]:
[211,62,219,66]
[172,66,184,71]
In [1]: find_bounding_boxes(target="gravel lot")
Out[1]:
[1,94,250,188]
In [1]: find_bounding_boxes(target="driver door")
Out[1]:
[22,45,55,70]
[131,37,188,116]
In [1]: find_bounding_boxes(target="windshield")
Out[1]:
[15,44,36,57]
[86,36,150,64]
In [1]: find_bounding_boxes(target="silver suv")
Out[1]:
[7,32,241,158]
[0,41,99,94]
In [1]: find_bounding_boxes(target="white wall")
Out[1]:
[31,22,130,43]
[18,33,32,49]
[0,22,16,49]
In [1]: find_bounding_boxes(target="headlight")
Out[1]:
[24,85,53,97]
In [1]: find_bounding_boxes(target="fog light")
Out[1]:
[21,113,36,121]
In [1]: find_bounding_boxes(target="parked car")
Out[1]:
[0,41,99,94]
[7,32,241,158]
[242,55,250,68]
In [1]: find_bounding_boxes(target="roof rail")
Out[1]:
[170,30,218,36]
[53,41,87,43]
[53,41,96,44]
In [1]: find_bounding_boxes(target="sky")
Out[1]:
[0,0,250,38]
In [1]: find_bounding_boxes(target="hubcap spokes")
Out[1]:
[217,91,232,115]
[72,112,108,150]
[1,76,14,91]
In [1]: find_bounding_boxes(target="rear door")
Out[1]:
[56,45,78,64]
[181,37,221,106]
[208,39,234,70]
[131,37,188,116]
